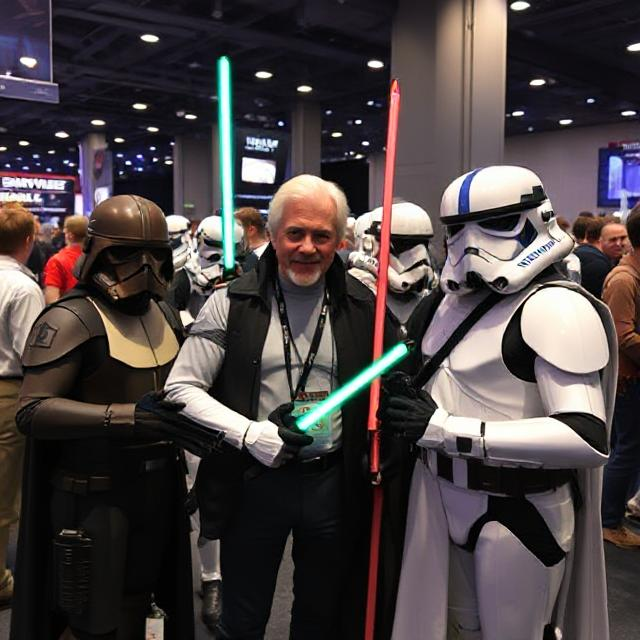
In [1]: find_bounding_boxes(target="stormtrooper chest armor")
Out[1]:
[423,283,546,421]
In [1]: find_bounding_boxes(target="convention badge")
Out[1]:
[145,597,166,640]
[292,390,332,456]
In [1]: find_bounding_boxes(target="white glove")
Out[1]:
[243,420,288,468]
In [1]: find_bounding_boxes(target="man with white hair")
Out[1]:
[164,174,403,639]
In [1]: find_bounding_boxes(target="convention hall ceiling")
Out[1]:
[0,0,638,177]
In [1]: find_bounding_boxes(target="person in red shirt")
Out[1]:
[43,215,88,303]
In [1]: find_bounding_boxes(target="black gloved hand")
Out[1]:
[134,391,225,458]
[377,375,438,444]
[268,402,314,449]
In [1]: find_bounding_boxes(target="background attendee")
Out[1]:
[600,220,628,265]
[43,214,88,303]
[575,217,612,298]
[235,206,269,272]
[601,204,640,548]
[0,202,44,608]
[572,215,593,245]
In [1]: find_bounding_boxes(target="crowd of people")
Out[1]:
[0,167,637,639]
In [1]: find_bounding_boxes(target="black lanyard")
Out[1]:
[273,277,329,401]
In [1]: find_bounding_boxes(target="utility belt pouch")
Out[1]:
[53,528,93,615]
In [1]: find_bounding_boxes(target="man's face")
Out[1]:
[600,223,628,261]
[271,194,340,286]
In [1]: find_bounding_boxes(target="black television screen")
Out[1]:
[598,145,640,208]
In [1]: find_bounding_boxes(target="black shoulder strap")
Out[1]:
[157,300,186,344]
[413,291,502,389]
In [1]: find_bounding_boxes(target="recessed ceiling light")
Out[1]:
[297,85,313,93]
[586,98,596,104]
[325,109,333,116]
[152,157,159,163]
[627,43,640,52]
[0,146,6,152]
[331,131,343,138]
[622,110,637,117]
[354,118,363,125]
[164,159,173,165]
[19,56,38,69]
[32,153,40,159]
[355,153,365,160]
[149,146,156,151]
[62,159,69,165]
[170,141,175,146]
[366,100,375,107]
[46,168,52,172]
[125,160,132,166]
[367,59,384,70]
[116,153,124,158]
[18,140,30,146]
[47,149,55,154]
[147,126,159,133]
[136,154,144,160]
[527,126,535,132]
[529,78,546,87]
[361,140,370,147]
[91,119,106,126]
[512,110,525,117]
[140,34,159,43]
[55,131,69,139]
[277,120,285,127]
[184,113,198,120]
[510,1,530,10]
[68,162,75,167]
[132,103,148,110]
[114,137,125,143]
[255,70,273,79]
[559,119,573,126]
[22,166,29,171]
[4,164,10,168]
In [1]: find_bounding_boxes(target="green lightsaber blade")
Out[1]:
[217,55,235,271]
[295,342,410,432]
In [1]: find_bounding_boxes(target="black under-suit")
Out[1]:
[9,289,194,640]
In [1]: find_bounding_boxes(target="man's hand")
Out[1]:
[243,403,314,468]
[134,391,224,458]
[378,373,438,444]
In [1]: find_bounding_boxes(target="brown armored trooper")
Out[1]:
[10,196,222,640]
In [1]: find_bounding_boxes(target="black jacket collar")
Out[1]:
[228,243,371,305]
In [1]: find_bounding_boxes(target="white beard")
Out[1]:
[286,266,322,287]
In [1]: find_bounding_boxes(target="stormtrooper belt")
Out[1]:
[419,449,572,497]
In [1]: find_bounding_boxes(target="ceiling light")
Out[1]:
[62,159,69,165]
[116,153,124,158]
[627,43,640,52]
[22,166,29,171]
[297,85,313,93]
[18,140,29,146]
[32,153,40,158]
[255,70,273,79]
[367,59,385,70]
[136,154,144,160]
[0,146,6,152]
[355,153,365,160]
[622,110,637,117]
[132,103,148,110]
[586,98,596,104]
[164,159,173,165]
[170,141,175,146]
[361,140,370,147]
[325,109,333,116]
[354,118,363,125]
[91,119,106,126]
[114,137,125,143]
[125,160,132,166]
[559,119,573,126]
[510,1,530,10]
[184,113,197,120]
[19,56,38,69]
[68,162,75,167]
[277,120,285,127]
[527,126,535,132]
[46,168,52,172]
[331,131,343,138]
[47,149,55,154]
[512,110,525,117]
[55,131,69,139]
[147,126,159,132]
[152,157,159,163]
[149,146,156,151]
[140,34,159,43]
[529,78,546,87]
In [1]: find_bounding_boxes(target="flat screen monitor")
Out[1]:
[598,146,640,208]
[241,156,276,184]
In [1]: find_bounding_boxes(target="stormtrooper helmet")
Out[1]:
[165,214,192,270]
[190,215,242,294]
[352,202,436,294]
[440,165,573,295]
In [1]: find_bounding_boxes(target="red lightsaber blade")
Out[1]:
[364,78,401,640]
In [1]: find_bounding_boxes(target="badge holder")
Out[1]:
[145,595,167,640]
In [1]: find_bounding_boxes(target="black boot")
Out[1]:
[201,579,222,631]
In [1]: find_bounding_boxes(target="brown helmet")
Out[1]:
[75,195,173,302]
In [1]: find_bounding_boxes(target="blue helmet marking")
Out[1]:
[457,168,482,215]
